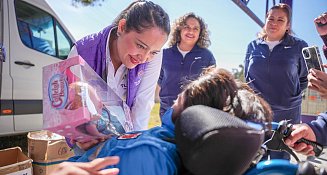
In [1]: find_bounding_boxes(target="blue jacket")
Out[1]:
[244,34,308,112]
[308,35,327,146]
[68,108,180,175]
[308,112,327,146]
[158,44,216,116]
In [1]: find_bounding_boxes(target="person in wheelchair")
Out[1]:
[66,67,273,175]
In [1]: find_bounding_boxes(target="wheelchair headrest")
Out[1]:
[175,105,265,175]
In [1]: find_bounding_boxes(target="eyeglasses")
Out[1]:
[182,25,200,32]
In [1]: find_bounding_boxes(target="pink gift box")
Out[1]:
[43,56,132,142]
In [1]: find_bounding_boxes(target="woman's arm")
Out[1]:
[131,51,163,130]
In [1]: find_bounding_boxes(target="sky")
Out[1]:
[47,0,327,72]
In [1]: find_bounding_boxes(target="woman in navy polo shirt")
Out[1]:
[244,3,308,159]
[158,12,216,117]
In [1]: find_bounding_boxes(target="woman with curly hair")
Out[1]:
[158,12,216,117]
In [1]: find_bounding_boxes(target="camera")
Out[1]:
[302,49,310,58]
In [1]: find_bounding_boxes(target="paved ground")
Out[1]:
[291,149,327,171]
[0,134,28,154]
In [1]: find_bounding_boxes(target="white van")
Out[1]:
[0,0,75,136]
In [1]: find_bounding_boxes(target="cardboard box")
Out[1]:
[0,147,33,175]
[28,130,74,161]
[28,130,75,175]
[32,159,65,175]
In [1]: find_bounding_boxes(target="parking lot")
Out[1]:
[294,150,327,170]
[0,134,28,154]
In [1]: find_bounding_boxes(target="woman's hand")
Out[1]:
[50,156,120,175]
[284,124,317,156]
[314,12,327,36]
[308,66,327,99]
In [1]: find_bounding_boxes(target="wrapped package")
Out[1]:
[43,55,133,142]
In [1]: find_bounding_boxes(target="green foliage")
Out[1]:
[149,103,161,128]
[71,0,104,7]
[232,64,245,82]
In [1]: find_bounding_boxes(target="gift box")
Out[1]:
[43,56,133,142]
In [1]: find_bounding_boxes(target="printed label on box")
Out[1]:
[7,168,32,175]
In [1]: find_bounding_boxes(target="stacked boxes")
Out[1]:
[27,130,74,175]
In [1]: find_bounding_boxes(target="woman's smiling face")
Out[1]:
[116,20,168,69]
[264,8,290,41]
[180,17,201,47]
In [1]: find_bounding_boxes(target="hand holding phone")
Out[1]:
[317,22,327,27]
[302,46,325,72]
[314,13,327,36]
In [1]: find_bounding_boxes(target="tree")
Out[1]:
[71,0,103,7]
[232,64,245,82]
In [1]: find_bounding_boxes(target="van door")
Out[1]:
[0,0,15,135]
[4,0,73,134]
[0,0,3,95]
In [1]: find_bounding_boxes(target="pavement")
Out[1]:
[0,134,28,154]
[291,148,327,171]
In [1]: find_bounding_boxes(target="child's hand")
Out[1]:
[76,139,100,151]
[76,137,109,151]
[50,157,120,175]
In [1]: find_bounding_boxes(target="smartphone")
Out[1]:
[302,46,325,72]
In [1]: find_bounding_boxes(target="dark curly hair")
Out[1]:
[182,67,273,125]
[168,12,211,48]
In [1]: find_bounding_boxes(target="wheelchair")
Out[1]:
[175,105,326,175]
[245,120,326,175]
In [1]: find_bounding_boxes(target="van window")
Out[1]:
[56,24,72,59]
[15,0,72,59]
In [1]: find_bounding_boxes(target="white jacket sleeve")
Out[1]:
[131,51,163,130]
